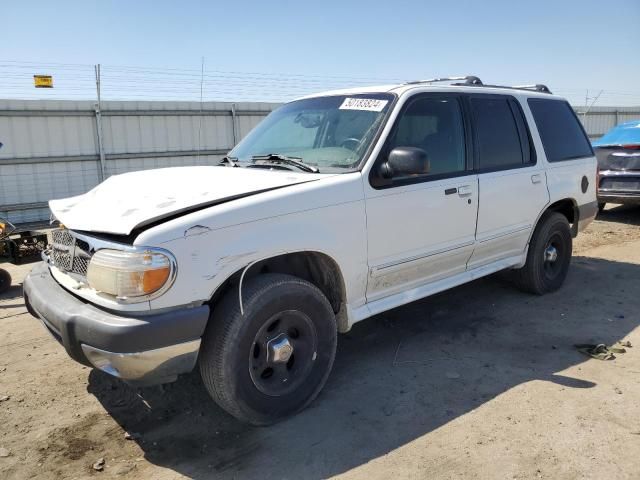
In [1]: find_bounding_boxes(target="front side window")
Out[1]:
[387,96,466,178]
[528,99,593,161]
[229,93,394,173]
[471,96,527,170]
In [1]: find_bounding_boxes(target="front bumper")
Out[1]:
[23,262,210,386]
[597,192,640,205]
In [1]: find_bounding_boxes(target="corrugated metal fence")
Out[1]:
[573,106,640,139]
[1,100,638,225]
[0,99,278,224]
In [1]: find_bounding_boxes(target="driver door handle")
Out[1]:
[457,185,473,197]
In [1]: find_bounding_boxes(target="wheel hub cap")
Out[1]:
[544,245,558,263]
[267,334,294,363]
[249,310,318,397]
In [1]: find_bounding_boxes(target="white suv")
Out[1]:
[24,76,598,424]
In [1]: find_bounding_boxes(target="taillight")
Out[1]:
[621,144,640,150]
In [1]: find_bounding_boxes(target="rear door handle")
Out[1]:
[457,185,473,197]
[531,174,542,184]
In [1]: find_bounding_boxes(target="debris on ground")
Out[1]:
[92,457,105,471]
[574,343,628,360]
[124,432,140,441]
[0,396,9,402]
[0,448,10,458]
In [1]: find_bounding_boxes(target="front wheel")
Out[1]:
[199,273,337,425]
[512,212,572,295]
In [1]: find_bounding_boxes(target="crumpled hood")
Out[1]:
[49,166,325,235]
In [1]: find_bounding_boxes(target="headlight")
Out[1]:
[86,249,175,300]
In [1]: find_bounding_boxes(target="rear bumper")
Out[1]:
[23,262,210,386]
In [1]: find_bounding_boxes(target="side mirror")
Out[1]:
[380,147,429,179]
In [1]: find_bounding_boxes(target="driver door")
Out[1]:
[364,93,479,302]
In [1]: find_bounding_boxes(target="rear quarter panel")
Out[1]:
[545,156,598,228]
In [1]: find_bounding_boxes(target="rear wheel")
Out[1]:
[512,212,572,295]
[199,273,337,425]
[0,269,11,294]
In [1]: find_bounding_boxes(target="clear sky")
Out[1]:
[3,0,640,106]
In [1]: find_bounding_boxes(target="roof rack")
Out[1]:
[404,76,553,94]
[405,75,483,86]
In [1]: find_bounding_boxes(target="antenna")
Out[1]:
[583,89,604,120]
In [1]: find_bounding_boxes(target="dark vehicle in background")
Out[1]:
[593,120,640,211]
[0,219,48,293]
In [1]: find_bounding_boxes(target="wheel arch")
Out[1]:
[533,198,579,240]
[207,250,349,332]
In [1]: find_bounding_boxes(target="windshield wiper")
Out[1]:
[218,155,239,167]
[251,153,320,173]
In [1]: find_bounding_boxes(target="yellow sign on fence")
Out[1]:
[33,75,53,88]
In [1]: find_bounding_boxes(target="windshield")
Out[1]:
[593,121,640,147]
[228,93,394,173]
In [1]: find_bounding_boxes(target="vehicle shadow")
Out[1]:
[87,256,640,479]
[597,204,640,225]
[0,284,24,302]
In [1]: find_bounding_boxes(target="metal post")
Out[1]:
[231,103,238,146]
[94,64,107,181]
[197,57,204,163]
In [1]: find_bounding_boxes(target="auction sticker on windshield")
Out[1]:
[339,98,388,112]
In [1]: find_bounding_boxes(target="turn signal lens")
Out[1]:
[86,249,174,299]
[0,219,15,238]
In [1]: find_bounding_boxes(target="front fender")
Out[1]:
[147,200,369,314]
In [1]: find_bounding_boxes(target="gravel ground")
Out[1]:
[1,204,639,480]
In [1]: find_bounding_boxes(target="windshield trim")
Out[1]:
[228,92,398,174]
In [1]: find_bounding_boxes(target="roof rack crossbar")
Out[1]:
[511,84,553,94]
[405,75,483,86]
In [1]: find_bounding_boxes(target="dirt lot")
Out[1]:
[1,205,639,480]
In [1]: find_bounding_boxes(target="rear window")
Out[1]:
[528,99,593,162]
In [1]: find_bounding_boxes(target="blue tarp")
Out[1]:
[593,120,640,147]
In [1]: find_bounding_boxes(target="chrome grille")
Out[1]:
[50,229,92,277]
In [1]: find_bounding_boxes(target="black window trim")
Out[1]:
[369,92,474,189]
[467,93,537,175]
[527,98,594,163]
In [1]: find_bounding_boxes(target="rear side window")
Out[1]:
[470,96,531,170]
[528,99,593,162]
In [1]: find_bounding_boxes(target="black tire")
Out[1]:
[512,212,572,295]
[199,273,337,425]
[598,202,606,213]
[0,269,11,294]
